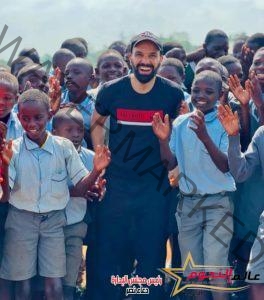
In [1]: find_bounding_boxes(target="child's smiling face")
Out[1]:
[97,56,126,83]
[18,100,51,146]
[250,48,264,89]
[191,75,221,113]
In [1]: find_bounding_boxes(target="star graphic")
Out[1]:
[159,252,249,297]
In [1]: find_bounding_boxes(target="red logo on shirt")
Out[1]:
[116,109,164,126]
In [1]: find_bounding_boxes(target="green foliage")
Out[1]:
[228,32,248,42]
[0,59,8,67]
[159,32,198,52]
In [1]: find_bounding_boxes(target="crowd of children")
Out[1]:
[0,30,263,300]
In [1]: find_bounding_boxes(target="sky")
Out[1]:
[0,0,264,61]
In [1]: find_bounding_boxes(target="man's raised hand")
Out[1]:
[152,113,170,142]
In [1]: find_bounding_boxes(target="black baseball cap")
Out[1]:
[130,31,163,52]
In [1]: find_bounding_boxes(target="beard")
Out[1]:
[131,62,159,83]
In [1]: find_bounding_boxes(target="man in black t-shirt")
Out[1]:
[89,32,184,300]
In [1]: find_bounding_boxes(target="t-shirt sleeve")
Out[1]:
[95,84,111,117]
[65,141,89,186]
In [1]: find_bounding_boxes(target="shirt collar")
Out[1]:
[7,110,18,126]
[23,132,54,154]
[204,108,218,123]
[64,89,93,106]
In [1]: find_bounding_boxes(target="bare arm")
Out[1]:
[0,140,13,203]
[152,113,177,170]
[159,139,177,170]
[0,163,10,203]
[72,145,111,197]
[73,168,102,197]
[190,111,229,173]
[91,109,108,147]
[218,104,260,182]
[201,134,229,173]
[228,75,251,149]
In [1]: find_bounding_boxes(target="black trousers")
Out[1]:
[86,187,170,300]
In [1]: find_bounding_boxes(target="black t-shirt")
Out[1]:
[95,75,183,197]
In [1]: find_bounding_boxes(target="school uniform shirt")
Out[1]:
[9,132,88,213]
[6,110,23,141]
[88,83,111,145]
[61,89,95,130]
[65,147,94,225]
[169,109,236,195]
[88,85,101,102]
